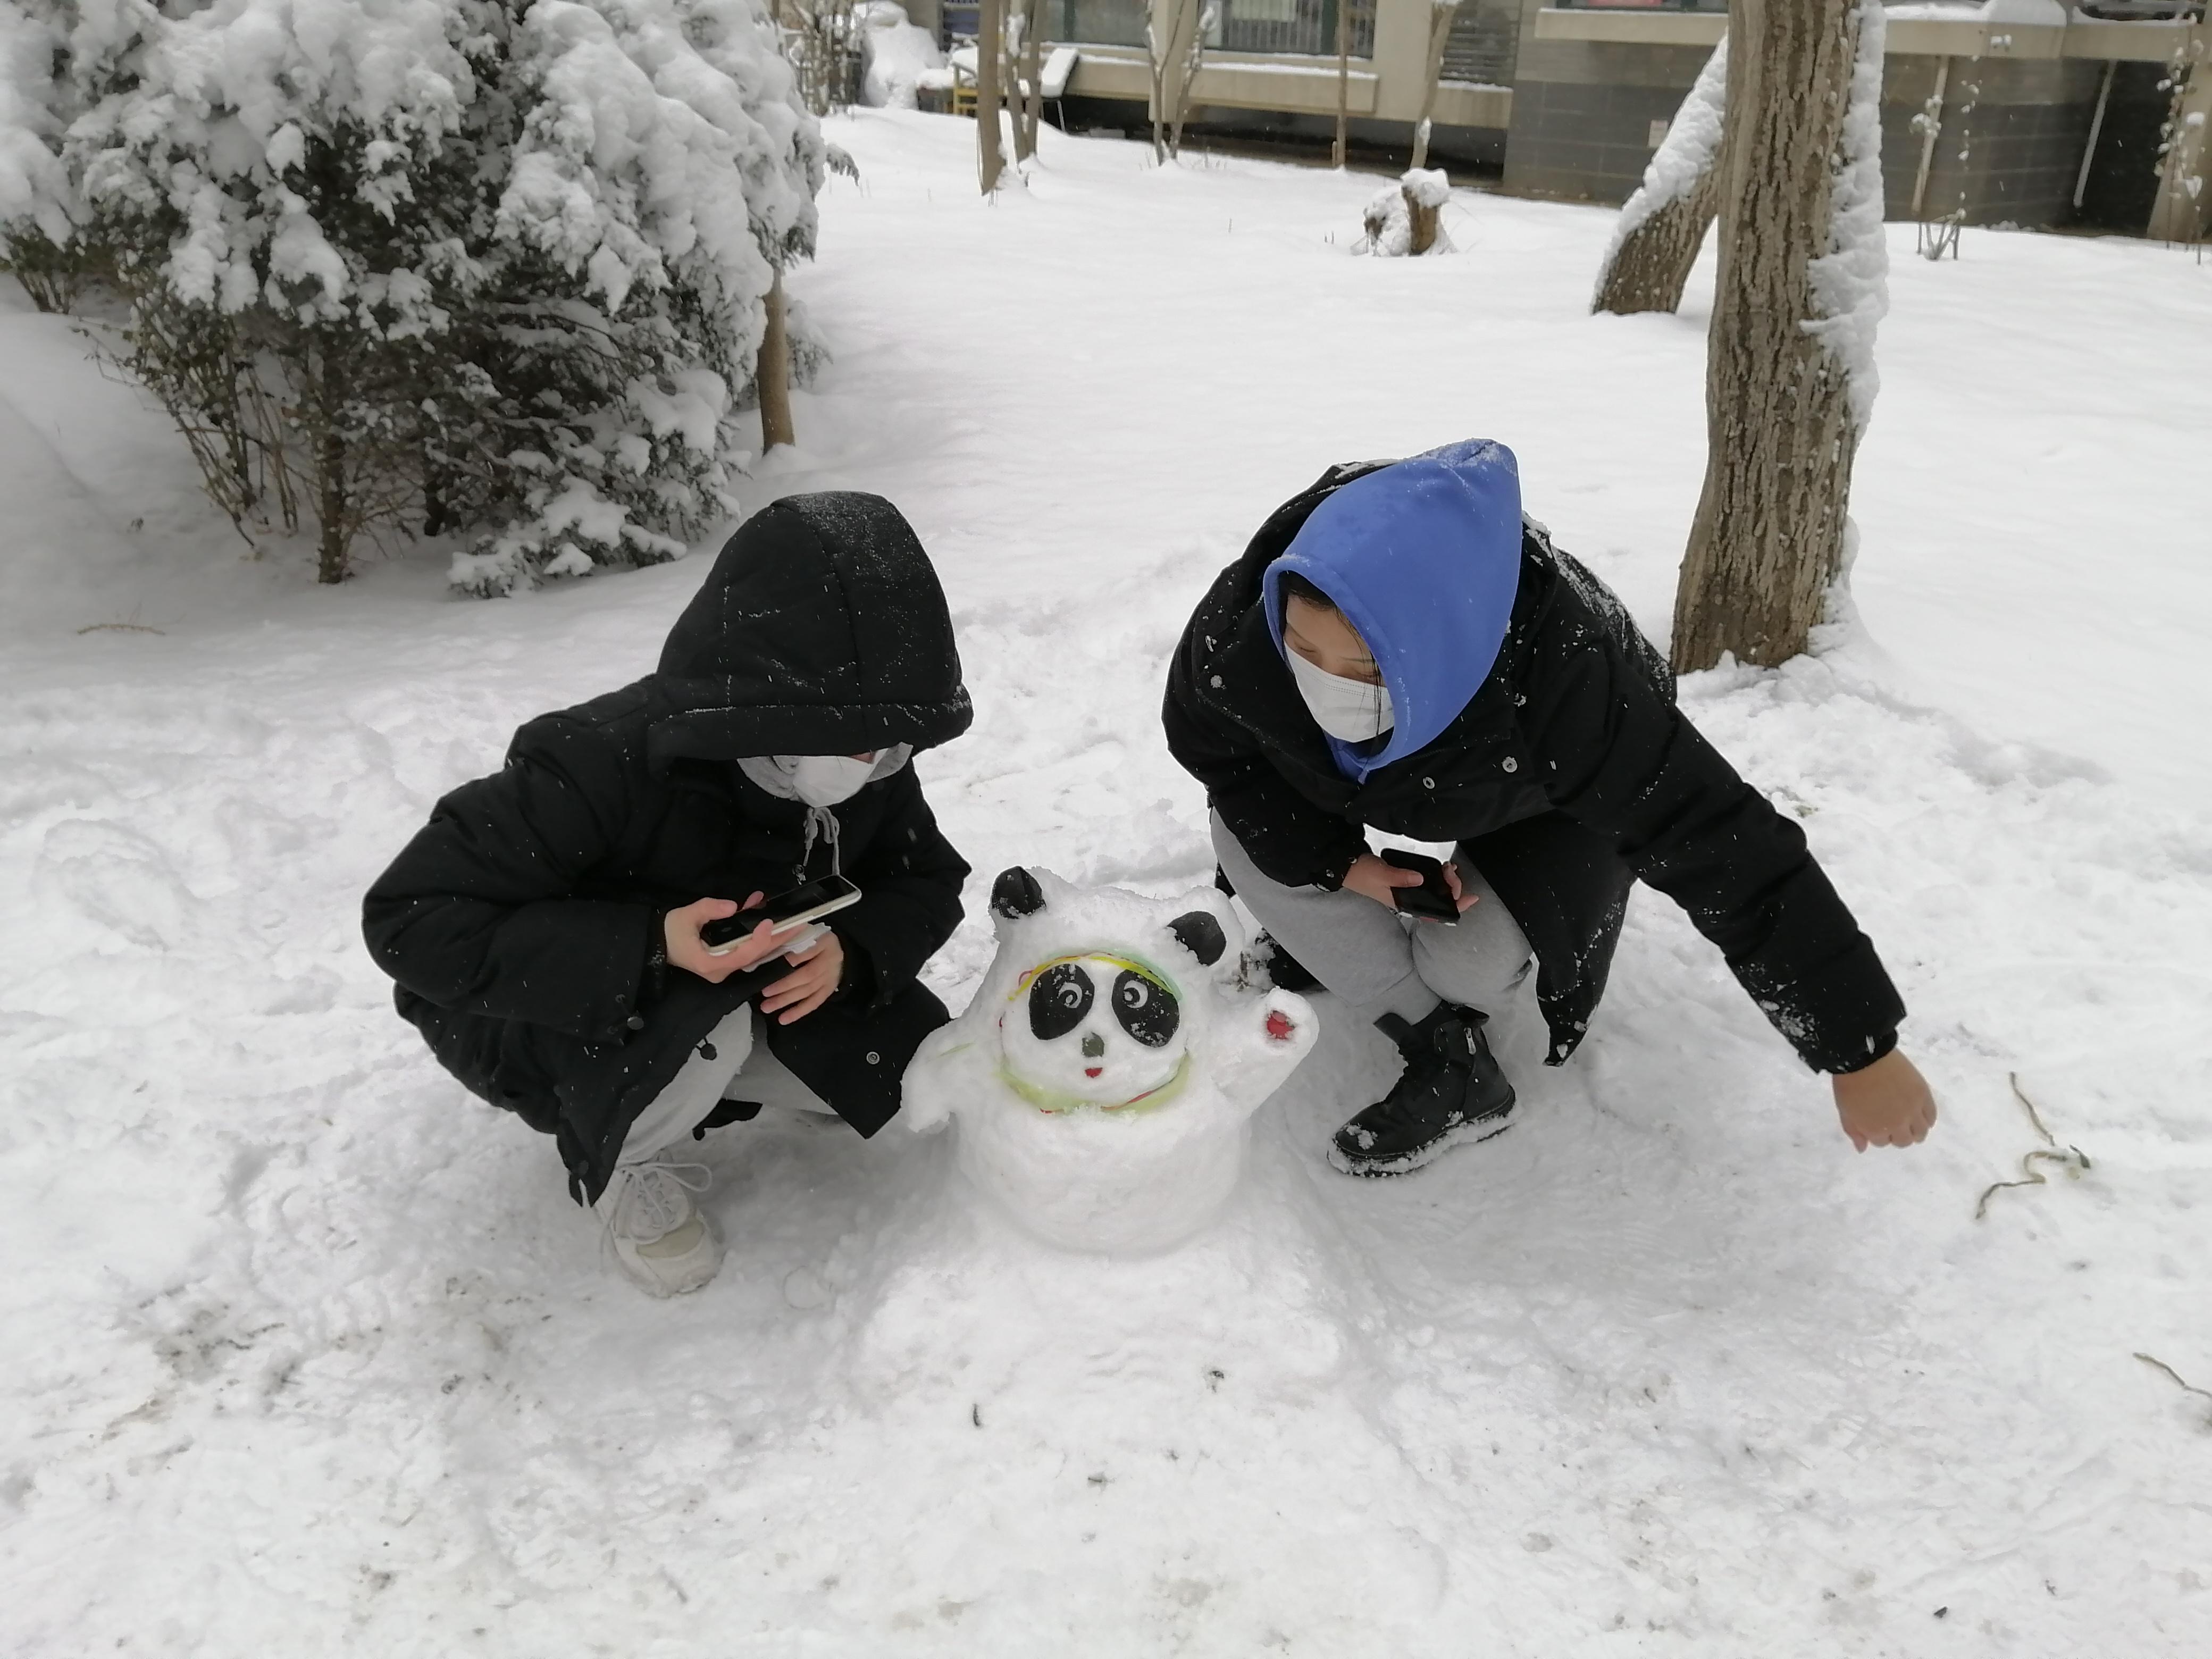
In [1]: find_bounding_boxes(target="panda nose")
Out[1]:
[1081,1032,1105,1058]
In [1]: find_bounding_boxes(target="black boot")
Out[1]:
[1329,1003,1515,1177]
[1248,930,1319,993]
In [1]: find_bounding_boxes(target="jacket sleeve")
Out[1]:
[1523,627,1905,1074]
[362,715,655,1041]
[1162,610,1367,891]
[833,765,969,1003]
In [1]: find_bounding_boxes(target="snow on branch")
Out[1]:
[1592,32,1728,306]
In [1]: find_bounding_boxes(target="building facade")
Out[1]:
[975,0,2209,240]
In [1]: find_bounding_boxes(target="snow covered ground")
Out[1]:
[4,110,2210,1655]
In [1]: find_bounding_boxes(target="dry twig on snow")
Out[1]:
[2133,1352,2212,1419]
[1973,1073,2090,1221]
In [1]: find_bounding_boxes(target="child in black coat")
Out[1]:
[1166,441,1936,1175]
[365,493,972,1294]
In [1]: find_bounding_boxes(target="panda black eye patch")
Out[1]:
[1112,970,1180,1048]
[1028,962,1094,1040]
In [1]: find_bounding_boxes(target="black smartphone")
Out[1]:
[699,875,862,951]
[1379,848,1459,924]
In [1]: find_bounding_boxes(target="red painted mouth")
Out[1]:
[1085,1067,1103,1078]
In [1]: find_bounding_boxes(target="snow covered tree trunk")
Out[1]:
[758,266,796,450]
[1408,1,1458,174]
[978,0,1007,191]
[1671,0,1887,673]
[1593,36,1728,317]
[2148,44,2211,244]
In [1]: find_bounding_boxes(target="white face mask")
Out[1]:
[783,753,879,807]
[1285,650,1393,743]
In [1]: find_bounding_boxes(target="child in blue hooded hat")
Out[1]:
[1163,440,1936,1175]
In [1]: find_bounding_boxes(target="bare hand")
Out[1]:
[761,929,844,1025]
[1339,853,1478,915]
[1439,860,1479,916]
[1340,853,1427,908]
[664,892,776,982]
[1833,1049,1938,1151]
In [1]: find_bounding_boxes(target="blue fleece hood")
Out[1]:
[1263,439,1524,781]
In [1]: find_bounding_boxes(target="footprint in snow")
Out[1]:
[37,817,197,949]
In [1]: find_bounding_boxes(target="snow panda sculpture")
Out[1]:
[903,867,1317,1255]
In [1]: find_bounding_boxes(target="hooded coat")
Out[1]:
[364,493,974,1204]
[1163,452,1905,1077]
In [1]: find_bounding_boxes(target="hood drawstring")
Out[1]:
[800,805,842,880]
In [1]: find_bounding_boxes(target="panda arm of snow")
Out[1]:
[899,1023,986,1133]
[1196,986,1317,1112]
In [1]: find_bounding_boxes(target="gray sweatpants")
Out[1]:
[618,1007,836,1165]
[1212,812,1532,1026]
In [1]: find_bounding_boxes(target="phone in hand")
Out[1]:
[700,875,862,953]
[1379,849,1459,924]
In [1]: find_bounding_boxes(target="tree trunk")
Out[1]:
[1147,0,1178,161]
[1170,2,1205,156]
[758,266,796,451]
[1593,35,1728,316]
[314,341,349,585]
[978,0,1006,192]
[1671,0,1882,673]
[1015,0,1048,162]
[2148,47,2212,244]
[1595,171,1719,315]
[1408,4,1456,173]
[1147,0,1204,160]
[1332,0,1351,169]
[1405,187,1440,254]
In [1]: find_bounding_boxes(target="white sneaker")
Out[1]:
[597,1158,721,1297]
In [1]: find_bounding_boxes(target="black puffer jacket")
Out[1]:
[365,493,973,1203]
[1164,462,1904,1076]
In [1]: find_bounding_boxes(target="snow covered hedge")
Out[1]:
[0,0,824,591]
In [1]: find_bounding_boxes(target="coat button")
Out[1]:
[625,1015,645,1030]
[1502,757,1519,773]
[866,1051,881,1065]
[1210,675,1224,689]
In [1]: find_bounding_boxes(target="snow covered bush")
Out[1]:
[0,6,70,258]
[447,0,826,594]
[3,0,823,589]
[0,0,136,312]
[856,2,943,110]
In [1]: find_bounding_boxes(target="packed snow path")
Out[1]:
[3,112,2209,1655]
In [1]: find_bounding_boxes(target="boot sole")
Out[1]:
[1327,1109,1515,1179]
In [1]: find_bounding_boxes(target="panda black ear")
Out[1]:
[1167,910,1227,967]
[991,866,1047,919]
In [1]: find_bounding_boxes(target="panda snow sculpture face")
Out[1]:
[1000,953,1190,1111]
[902,866,1318,1255]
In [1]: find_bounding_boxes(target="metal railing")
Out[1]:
[1442,0,1521,86]
[1057,0,1149,47]
[1052,0,1373,56]
[1218,0,1373,58]
[1549,1,1727,12]
[2073,2,2202,19]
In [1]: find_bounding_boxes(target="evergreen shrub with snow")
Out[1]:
[0,0,824,591]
